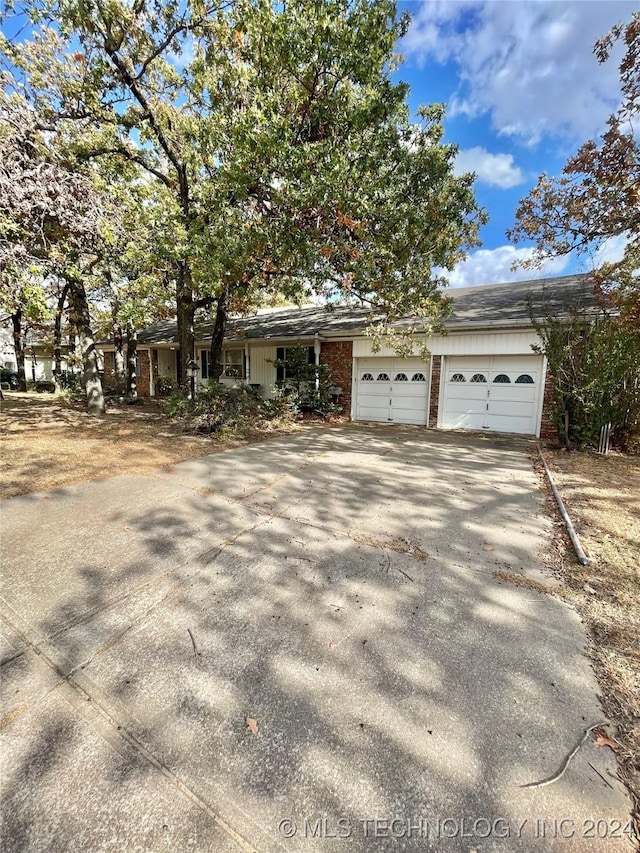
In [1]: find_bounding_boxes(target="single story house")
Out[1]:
[99,273,597,439]
[0,326,76,385]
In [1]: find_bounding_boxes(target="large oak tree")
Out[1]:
[3,0,486,383]
[0,89,107,412]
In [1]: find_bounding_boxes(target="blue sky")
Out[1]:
[395,0,636,286]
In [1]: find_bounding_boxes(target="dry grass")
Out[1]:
[539,447,640,839]
[0,392,307,499]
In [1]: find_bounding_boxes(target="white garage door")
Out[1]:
[441,355,543,435]
[355,359,430,425]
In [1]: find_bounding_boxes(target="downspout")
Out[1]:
[244,342,250,385]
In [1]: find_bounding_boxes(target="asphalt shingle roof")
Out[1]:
[135,273,596,345]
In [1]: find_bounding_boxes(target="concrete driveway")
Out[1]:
[0,426,632,851]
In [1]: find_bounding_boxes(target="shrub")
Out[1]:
[165,391,190,418]
[166,380,263,434]
[156,375,177,396]
[533,308,640,450]
[270,343,342,417]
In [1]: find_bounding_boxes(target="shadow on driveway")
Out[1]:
[0,427,632,851]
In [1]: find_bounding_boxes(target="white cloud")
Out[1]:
[402,1,633,144]
[454,146,524,188]
[442,246,570,288]
[593,233,629,266]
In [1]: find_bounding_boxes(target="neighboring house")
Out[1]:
[99,273,596,438]
[0,325,75,383]
[0,327,15,370]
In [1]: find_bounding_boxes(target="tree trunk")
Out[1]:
[126,322,138,397]
[12,310,28,391]
[113,320,126,394]
[210,293,227,382]
[53,283,70,392]
[68,278,105,416]
[176,261,195,389]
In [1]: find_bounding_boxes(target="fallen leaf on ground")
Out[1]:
[245,717,259,735]
[483,545,494,552]
[594,729,619,751]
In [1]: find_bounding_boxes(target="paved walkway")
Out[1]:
[0,427,631,851]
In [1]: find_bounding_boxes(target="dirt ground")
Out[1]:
[541,448,640,840]
[0,392,305,500]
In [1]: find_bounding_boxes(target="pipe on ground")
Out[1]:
[538,446,589,566]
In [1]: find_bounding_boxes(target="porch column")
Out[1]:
[244,343,250,384]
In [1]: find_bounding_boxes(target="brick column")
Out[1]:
[138,349,151,396]
[319,341,353,416]
[429,355,441,428]
[539,366,557,442]
[102,354,117,391]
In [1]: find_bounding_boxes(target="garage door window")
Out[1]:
[516,374,534,384]
[394,373,408,381]
[494,374,511,383]
[412,373,426,382]
[362,373,374,381]
[470,374,487,383]
[377,373,389,381]
[451,373,466,382]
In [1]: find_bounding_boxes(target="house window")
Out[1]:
[276,346,314,382]
[223,349,245,379]
[515,374,534,384]
[200,350,209,380]
[451,373,466,382]
[494,374,511,383]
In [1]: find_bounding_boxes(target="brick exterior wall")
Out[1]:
[320,340,353,416]
[428,355,441,428]
[151,349,159,395]
[101,357,118,391]
[138,349,150,396]
[539,365,557,443]
[100,348,150,396]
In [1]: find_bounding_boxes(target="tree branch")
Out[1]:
[78,146,172,187]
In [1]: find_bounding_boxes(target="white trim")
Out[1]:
[352,330,541,359]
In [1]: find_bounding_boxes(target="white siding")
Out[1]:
[352,330,540,358]
[157,349,177,379]
[247,345,278,398]
[27,356,53,381]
